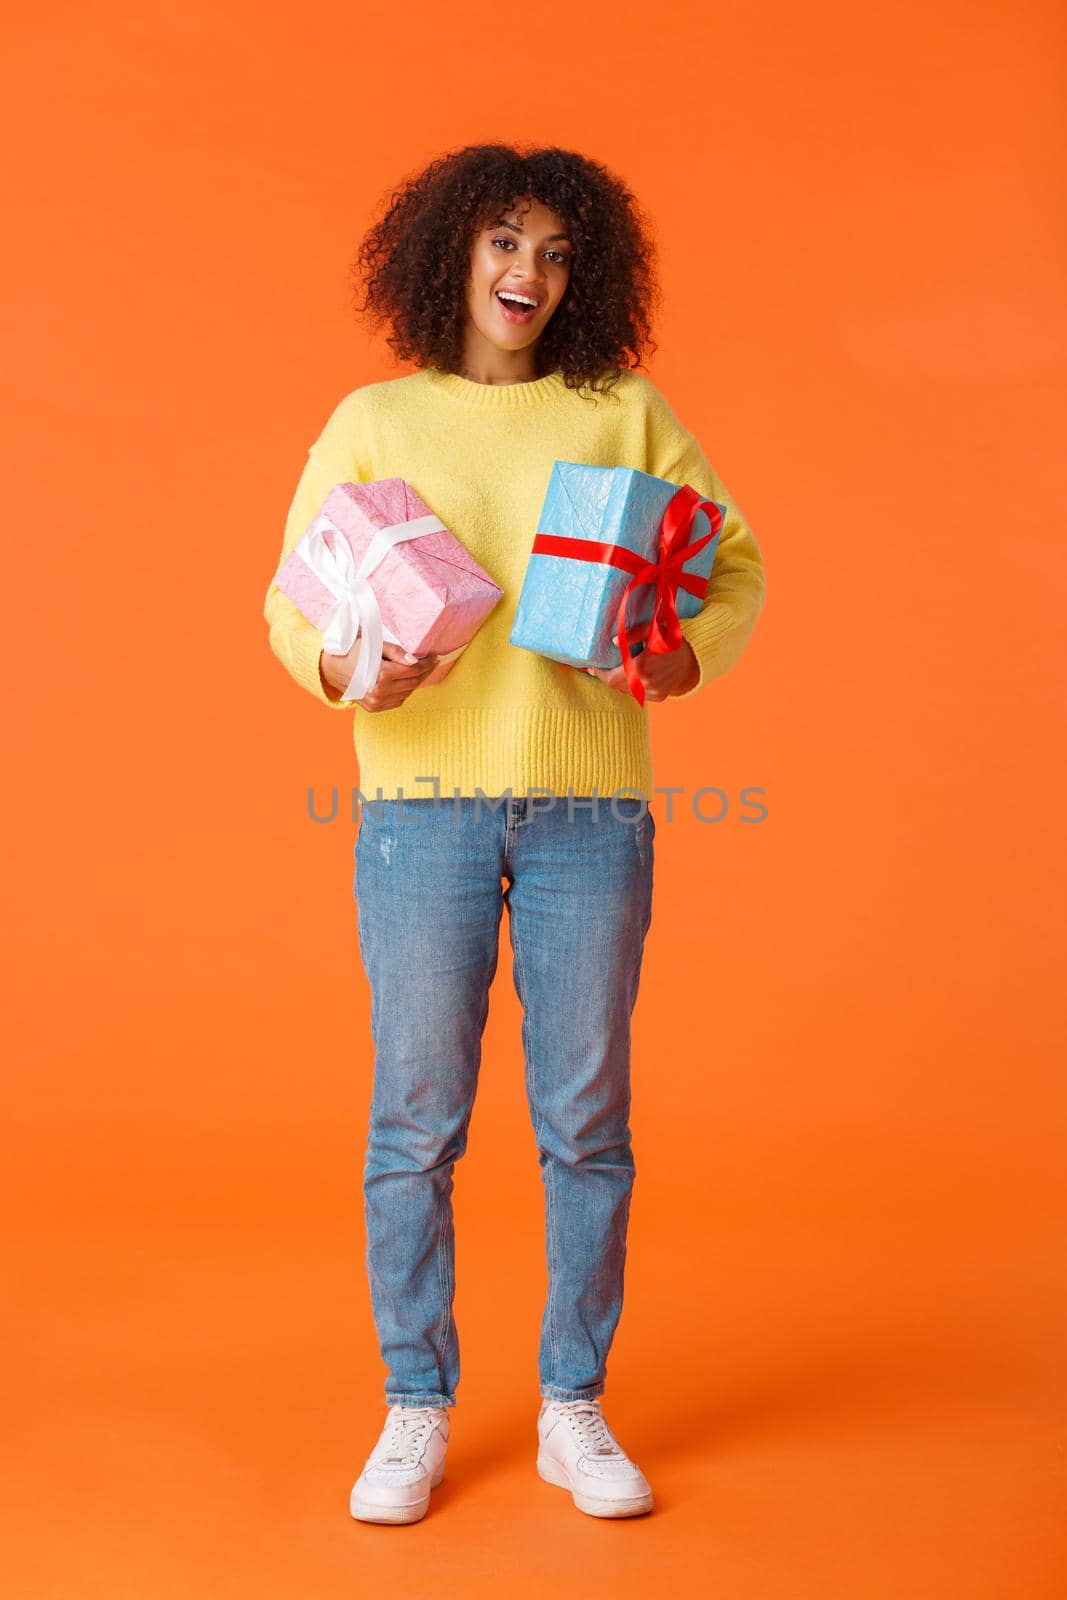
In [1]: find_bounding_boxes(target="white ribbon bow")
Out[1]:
[295,509,463,702]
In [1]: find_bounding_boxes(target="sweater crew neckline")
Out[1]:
[423,366,569,408]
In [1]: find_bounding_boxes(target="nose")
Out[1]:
[513,255,545,287]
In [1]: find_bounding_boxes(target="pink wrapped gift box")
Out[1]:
[275,478,503,699]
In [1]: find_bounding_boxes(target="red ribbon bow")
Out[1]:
[530,484,724,706]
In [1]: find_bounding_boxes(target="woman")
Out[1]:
[264,142,766,1524]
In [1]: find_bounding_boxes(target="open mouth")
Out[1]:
[496,292,539,323]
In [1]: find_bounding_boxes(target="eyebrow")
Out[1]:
[492,217,572,243]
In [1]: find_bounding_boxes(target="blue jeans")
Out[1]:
[352,791,656,1408]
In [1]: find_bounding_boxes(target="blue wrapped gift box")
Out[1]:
[508,461,726,672]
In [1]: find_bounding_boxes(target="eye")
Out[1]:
[490,237,571,266]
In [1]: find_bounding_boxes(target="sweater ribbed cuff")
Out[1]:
[281,613,353,711]
[672,601,753,700]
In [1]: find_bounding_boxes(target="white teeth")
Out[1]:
[498,292,537,308]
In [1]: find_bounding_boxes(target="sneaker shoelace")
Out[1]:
[376,1406,442,1467]
[549,1399,624,1457]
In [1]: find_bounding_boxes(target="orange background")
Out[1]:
[4,2,1065,1594]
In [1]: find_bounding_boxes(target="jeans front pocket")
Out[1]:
[632,804,655,870]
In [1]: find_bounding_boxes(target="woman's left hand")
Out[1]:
[582,620,699,701]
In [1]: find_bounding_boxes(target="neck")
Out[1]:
[456,331,543,386]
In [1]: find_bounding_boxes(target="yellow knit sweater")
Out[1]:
[264,365,765,800]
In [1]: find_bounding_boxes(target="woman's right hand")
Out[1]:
[319,638,440,710]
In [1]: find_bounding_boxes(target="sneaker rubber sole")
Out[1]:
[536,1451,653,1518]
[350,1460,446,1524]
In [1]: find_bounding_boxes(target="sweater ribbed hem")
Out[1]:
[422,367,570,409]
[350,706,654,801]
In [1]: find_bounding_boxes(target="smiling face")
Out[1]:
[462,197,573,367]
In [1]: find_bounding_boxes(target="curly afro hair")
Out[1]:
[350,142,662,401]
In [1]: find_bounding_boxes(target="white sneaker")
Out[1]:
[349,1403,449,1524]
[537,1398,653,1518]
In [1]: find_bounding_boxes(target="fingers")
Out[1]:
[377,644,439,682]
[380,656,437,677]
[379,641,434,668]
[611,623,651,648]
[374,651,440,708]
[589,650,668,697]
[589,665,632,693]
[357,653,440,711]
